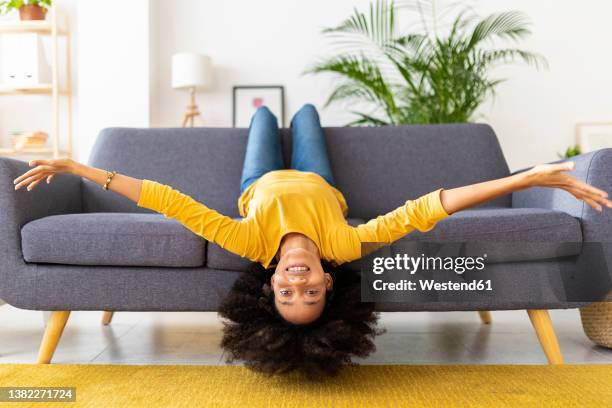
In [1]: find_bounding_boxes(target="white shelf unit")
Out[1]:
[0,6,73,159]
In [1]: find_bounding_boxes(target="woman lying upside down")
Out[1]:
[14,104,612,377]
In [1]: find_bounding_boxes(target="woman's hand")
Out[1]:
[525,161,612,212]
[13,158,78,191]
[440,160,611,215]
[14,159,144,203]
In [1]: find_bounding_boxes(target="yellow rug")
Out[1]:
[1,364,611,407]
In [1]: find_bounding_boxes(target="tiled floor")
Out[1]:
[1,305,611,365]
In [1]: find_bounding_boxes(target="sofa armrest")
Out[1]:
[512,149,612,242]
[513,150,612,303]
[0,157,82,296]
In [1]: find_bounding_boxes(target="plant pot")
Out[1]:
[19,5,47,21]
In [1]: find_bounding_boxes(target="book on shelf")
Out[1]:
[10,130,48,150]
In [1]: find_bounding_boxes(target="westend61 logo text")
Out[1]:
[372,253,487,275]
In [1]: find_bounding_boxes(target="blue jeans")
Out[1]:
[240,104,336,194]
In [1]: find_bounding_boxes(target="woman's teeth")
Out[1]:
[287,266,309,272]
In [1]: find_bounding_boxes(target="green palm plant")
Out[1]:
[305,0,547,125]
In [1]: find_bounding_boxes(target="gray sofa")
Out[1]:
[1,124,610,364]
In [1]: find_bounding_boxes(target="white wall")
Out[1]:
[77,0,150,162]
[477,0,612,170]
[149,0,612,171]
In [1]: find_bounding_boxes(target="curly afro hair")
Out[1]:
[218,261,385,377]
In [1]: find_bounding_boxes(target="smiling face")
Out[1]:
[271,247,333,325]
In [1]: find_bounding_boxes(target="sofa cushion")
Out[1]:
[321,124,512,219]
[393,208,583,262]
[207,218,367,271]
[21,213,206,267]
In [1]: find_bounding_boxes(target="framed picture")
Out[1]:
[576,122,612,152]
[232,85,285,128]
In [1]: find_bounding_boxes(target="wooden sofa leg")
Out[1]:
[101,311,114,325]
[37,311,70,364]
[527,309,564,365]
[478,311,492,324]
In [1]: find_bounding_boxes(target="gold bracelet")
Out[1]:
[103,170,117,190]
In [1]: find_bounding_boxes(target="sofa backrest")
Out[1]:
[83,124,511,219]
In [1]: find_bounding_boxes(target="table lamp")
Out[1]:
[171,53,213,127]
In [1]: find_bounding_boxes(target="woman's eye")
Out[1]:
[280,289,291,296]
[306,290,319,296]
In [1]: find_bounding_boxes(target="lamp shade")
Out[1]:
[171,53,213,90]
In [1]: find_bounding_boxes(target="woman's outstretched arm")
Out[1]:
[334,160,612,264]
[13,158,143,201]
[439,161,611,215]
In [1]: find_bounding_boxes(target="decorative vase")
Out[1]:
[19,5,47,21]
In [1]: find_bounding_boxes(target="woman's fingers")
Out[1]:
[582,196,602,212]
[550,162,609,201]
[27,177,45,191]
[562,174,609,198]
[574,191,602,212]
[13,165,53,185]
[14,159,71,191]
[589,195,612,208]
[581,191,610,210]
[571,178,608,198]
[15,172,48,190]
[13,171,37,190]
[13,165,55,184]
[15,175,41,190]
[568,181,608,202]
[565,185,610,211]
[583,184,612,206]
[13,169,37,185]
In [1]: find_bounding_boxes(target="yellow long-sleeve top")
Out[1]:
[136,169,450,269]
